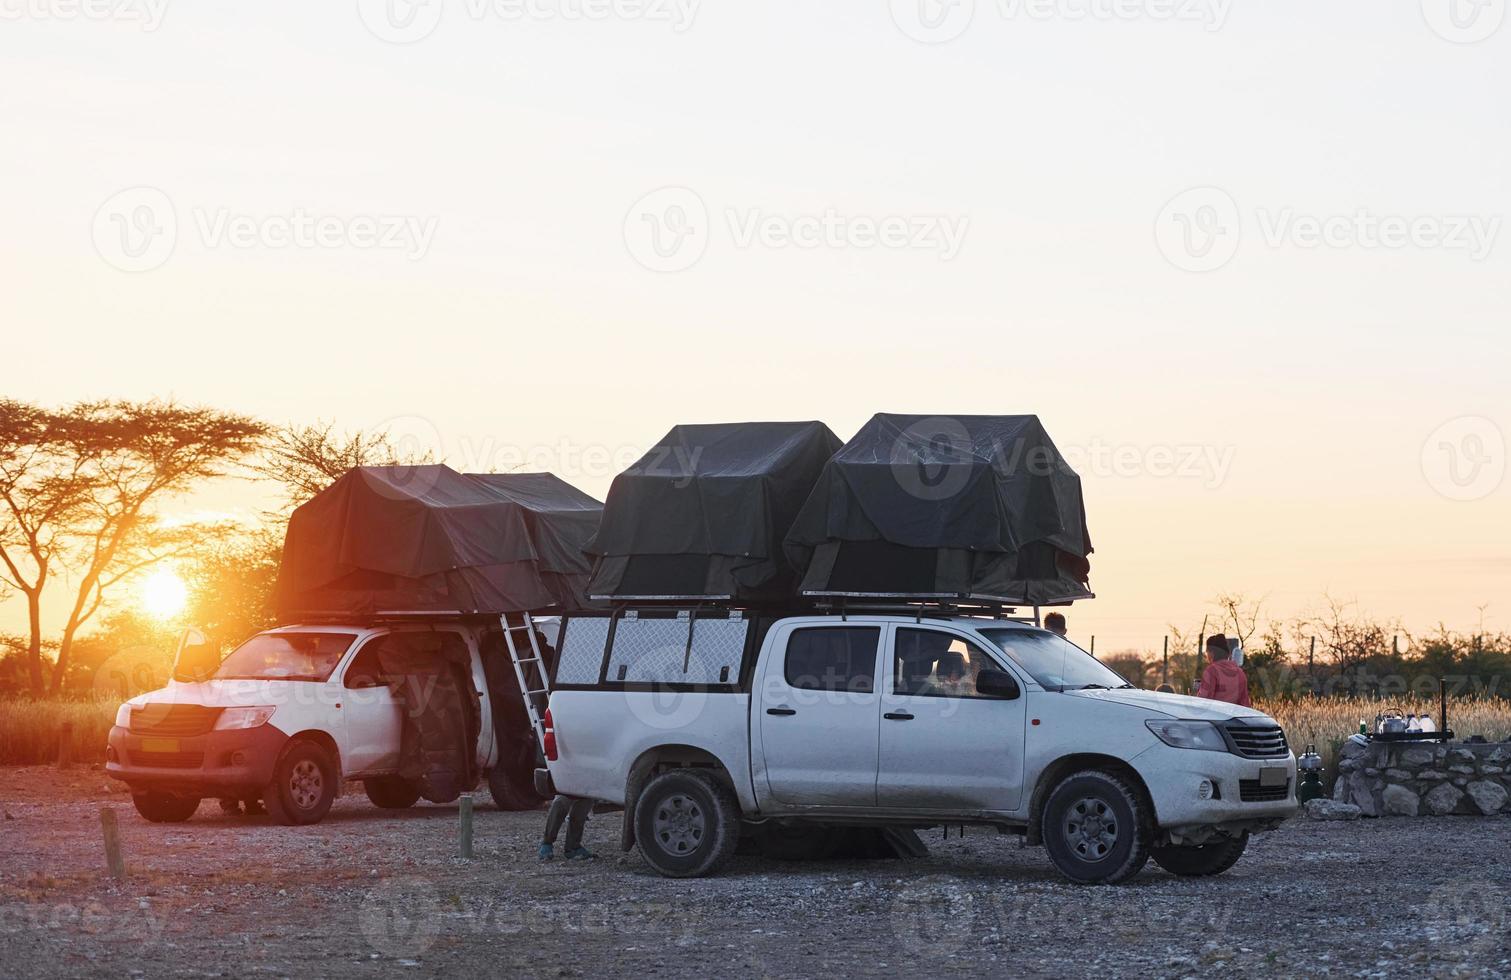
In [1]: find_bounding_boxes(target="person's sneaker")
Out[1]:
[564,847,595,861]
[537,843,554,861]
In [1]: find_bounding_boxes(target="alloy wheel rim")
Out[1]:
[652,793,706,856]
[290,759,323,810]
[1065,796,1118,861]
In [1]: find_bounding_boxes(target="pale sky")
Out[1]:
[3,1,1507,653]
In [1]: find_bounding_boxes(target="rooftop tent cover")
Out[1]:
[784,414,1093,605]
[275,465,603,618]
[585,421,844,602]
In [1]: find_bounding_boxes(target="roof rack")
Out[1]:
[809,594,1041,624]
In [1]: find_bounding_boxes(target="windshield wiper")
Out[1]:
[1077,683,1112,690]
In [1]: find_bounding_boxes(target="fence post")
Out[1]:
[57,722,74,770]
[100,807,125,878]
[1161,636,1169,686]
[458,793,474,860]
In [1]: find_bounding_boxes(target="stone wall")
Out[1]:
[1333,739,1511,817]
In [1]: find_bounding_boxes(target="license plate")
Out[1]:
[140,738,180,753]
[1259,766,1287,787]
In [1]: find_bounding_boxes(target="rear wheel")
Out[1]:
[1041,770,1151,884]
[263,741,337,826]
[634,769,741,878]
[132,792,199,823]
[364,775,422,810]
[488,761,545,811]
[1151,832,1249,877]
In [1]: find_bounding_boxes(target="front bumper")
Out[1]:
[106,724,289,797]
[1134,741,1299,831]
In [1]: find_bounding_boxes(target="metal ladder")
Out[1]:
[499,611,551,754]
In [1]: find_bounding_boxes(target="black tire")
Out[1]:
[364,776,422,810]
[755,823,839,862]
[634,769,742,878]
[1041,770,1151,885]
[263,741,337,826]
[1151,832,1249,877]
[131,791,199,823]
[488,761,545,811]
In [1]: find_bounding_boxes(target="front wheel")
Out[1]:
[132,792,199,823]
[1150,832,1249,877]
[634,769,741,878]
[263,741,337,826]
[1041,770,1151,885]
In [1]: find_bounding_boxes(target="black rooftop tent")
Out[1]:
[584,421,843,603]
[784,414,1093,606]
[275,465,602,619]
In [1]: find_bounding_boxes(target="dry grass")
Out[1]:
[0,696,118,765]
[1258,696,1511,778]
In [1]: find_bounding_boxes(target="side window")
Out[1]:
[894,628,997,699]
[343,639,387,689]
[783,627,879,694]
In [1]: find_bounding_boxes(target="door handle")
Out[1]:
[766,707,797,716]
[883,712,915,721]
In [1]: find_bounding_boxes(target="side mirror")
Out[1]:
[171,627,220,683]
[976,668,1021,700]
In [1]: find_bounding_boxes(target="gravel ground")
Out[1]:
[1,766,1508,978]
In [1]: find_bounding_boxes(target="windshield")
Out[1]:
[214,632,357,682]
[978,628,1130,692]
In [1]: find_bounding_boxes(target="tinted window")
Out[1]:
[784,627,879,693]
[894,628,998,698]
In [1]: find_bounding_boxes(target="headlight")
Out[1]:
[1145,719,1227,752]
[114,704,134,728]
[213,706,276,731]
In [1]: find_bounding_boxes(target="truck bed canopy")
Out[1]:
[275,465,602,619]
[784,414,1093,606]
[585,421,843,603]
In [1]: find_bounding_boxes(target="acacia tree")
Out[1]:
[0,399,266,693]
[253,420,425,514]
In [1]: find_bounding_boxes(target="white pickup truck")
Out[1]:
[107,619,547,825]
[541,610,1296,884]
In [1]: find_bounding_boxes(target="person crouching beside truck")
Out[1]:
[1196,633,1251,708]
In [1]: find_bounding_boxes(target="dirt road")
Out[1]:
[1,766,1507,978]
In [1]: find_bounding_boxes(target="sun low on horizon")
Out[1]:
[139,567,188,621]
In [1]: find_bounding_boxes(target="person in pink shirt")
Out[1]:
[1196,633,1252,707]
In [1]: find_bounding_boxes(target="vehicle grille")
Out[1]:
[1239,778,1291,802]
[130,750,205,769]
[129,704,222,736]
[1224,722,1289,759]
